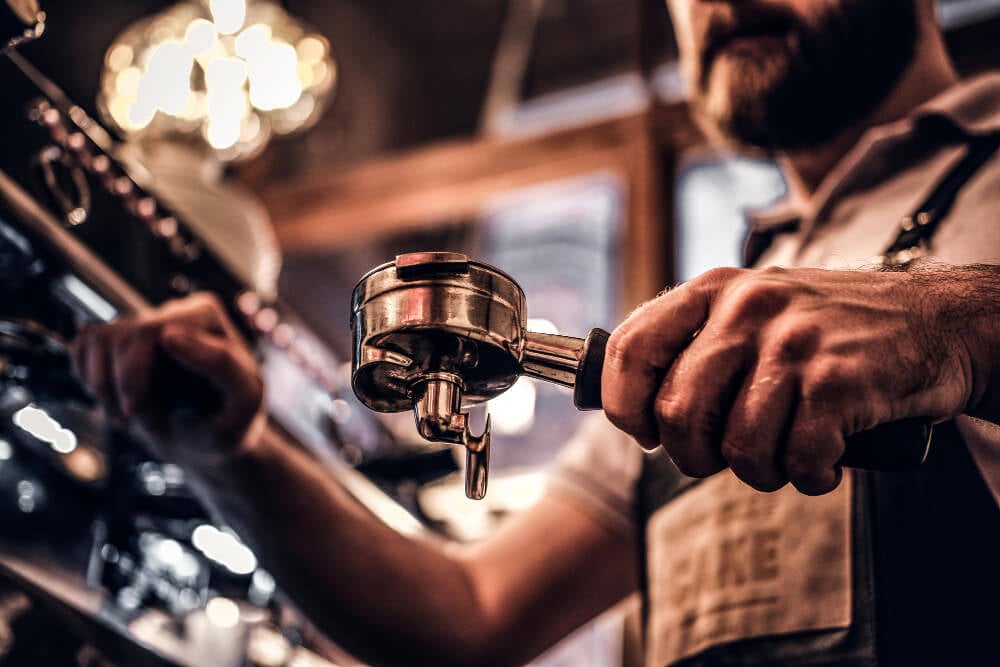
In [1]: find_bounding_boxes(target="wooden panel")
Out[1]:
[624,113,667,306]
[265,113,646,250]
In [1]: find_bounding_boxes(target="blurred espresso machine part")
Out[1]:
[1,0,44,50]
[0,2,417,664]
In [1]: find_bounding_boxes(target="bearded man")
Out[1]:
[74,1,1000,665]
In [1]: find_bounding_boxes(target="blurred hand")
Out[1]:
[602,266,976,495]
[71,293,265,467]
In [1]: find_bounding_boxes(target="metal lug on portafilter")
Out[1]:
[412,373,491,500]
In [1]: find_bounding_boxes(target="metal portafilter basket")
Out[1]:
[351,252,932,500]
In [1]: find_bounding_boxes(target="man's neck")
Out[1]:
[783,24,960,198]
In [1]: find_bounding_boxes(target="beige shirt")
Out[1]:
[548,71,1000,543]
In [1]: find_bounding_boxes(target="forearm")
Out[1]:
[184,427,495,666]
[915,263,1000,423]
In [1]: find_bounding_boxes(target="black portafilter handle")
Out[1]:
[571,328,932,472]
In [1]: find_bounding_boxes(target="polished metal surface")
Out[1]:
[351,252,607,499]
[351,251,526,412]
[521,331,586,387]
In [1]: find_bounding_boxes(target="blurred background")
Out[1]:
[0,0,998,664]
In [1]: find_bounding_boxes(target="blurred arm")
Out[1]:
[191,429,637,667]
[71,293,637,666]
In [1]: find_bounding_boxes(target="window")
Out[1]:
[675,154,786,281]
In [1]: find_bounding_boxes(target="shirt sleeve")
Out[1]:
[544,413,645,539]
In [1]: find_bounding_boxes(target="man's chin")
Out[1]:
[691,108,776,155]
[694,57,794,150]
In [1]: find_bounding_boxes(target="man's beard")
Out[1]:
[692,0,919,152]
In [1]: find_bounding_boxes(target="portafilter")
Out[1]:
[351,252,932,500]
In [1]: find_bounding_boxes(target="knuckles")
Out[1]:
[719,438,758,475]
[603,324,641,373]
[782,451,821,487]
[695,266,746,287]
[765,317,822,364]
[801,358,861,404]
[720,436,786,492]
[654,394,692,443]
[655,396,721,477]
[191,291,224,310]
[188,291,227,320]
[782,415,842,493]
[716,274,794,324]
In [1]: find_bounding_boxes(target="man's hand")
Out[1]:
[71,293,265,467]
[602,266,981,495]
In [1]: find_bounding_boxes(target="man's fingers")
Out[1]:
[603,268,740,447]
[160,325,252,395]
[160,325,263,437]
[721,365,796,491]
[149,292,236,338]
[783,411,844,495]
[653,332,750,477]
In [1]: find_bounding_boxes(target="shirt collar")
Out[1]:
[744,72,1000,252]
[912,72,1000,137]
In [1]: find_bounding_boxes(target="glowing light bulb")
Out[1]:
[296,61,314,88]
[142,40,192,115]
[115,66,142,98]
[206,118,241,149]
[99,0,337,159]
[106,44,133,71]
[126,99,156,129]
[184,19,216,55]
[296,36,326,64]
[210,0,246,35]
[205,57,248,91]
[235,23,272,59]
[247,41,302,110]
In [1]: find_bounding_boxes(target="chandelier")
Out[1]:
[98,0,336,160]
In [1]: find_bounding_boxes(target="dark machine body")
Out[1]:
[0,9,403,663]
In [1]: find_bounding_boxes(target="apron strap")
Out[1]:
[881,133,1000,265]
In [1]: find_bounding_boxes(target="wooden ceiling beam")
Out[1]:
[264,101,700,306]
[263,112,657,254]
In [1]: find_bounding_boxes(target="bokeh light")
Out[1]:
[98,0,336,161]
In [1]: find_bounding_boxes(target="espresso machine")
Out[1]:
[0,3,402,663]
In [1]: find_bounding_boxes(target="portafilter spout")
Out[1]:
[350,252,608,499]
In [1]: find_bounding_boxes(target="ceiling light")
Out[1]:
[98,0,336,161]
